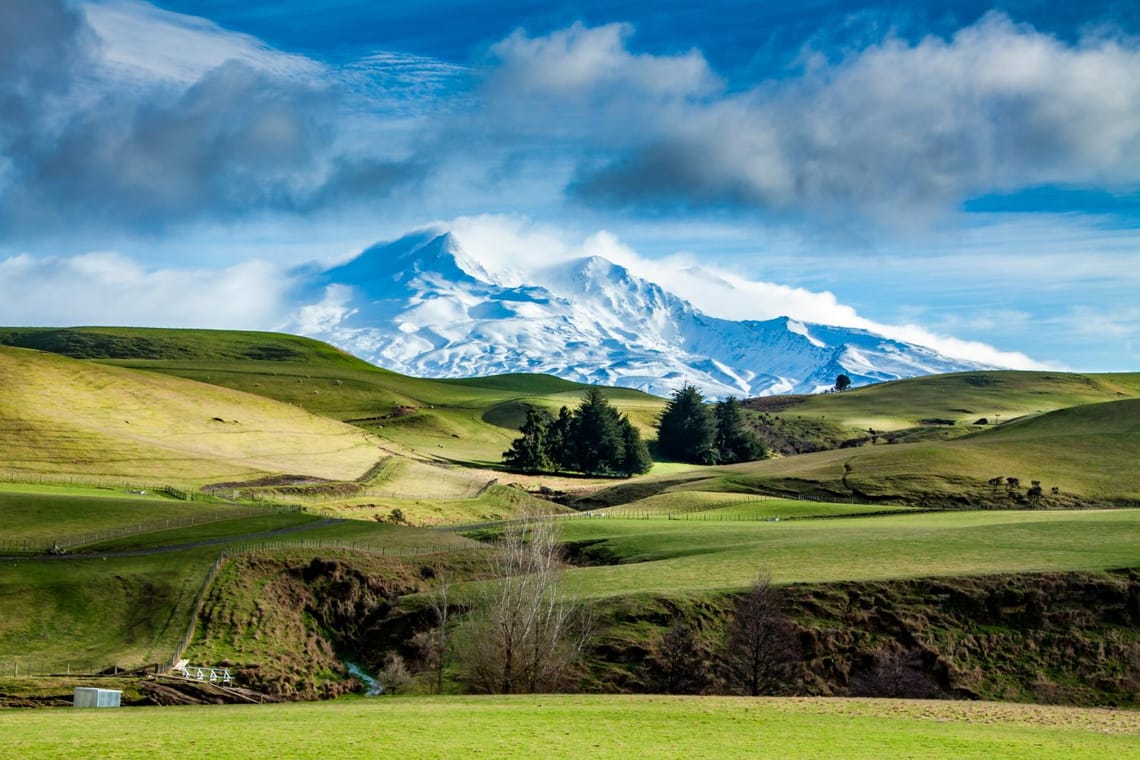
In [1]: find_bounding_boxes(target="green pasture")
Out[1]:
[0,488,232,544]
[1,695,1136,759]
[77,511,321,553]
[13,326,666,466]
[572,397,1140,508]
[308,484,562,526]
[587,492,913,519]
[0,550,218,668]
[697,498,913,520]
[554,508,1140,598]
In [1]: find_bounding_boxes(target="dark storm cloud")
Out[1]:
[0,0,420,236]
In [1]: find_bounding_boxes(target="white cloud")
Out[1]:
[489,22,717,99]
[481,15,1140,219]
[0,251,289,328]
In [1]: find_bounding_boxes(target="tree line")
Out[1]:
[501,384,765,476]
[657,385,764,465]
[502,387,652,477]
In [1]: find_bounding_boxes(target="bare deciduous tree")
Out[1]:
[849,646,942,699]
[456,512,587,693]
[649,621,713,694]
[720,573,799,696]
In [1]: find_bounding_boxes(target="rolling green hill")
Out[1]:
[746,370,1140,432]
[0,327,664,467]
[5,325,1140,713]
[575,396,1140,509]
[0,345,384,487]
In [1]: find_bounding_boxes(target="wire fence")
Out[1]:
[0,472,199,498]
[0,506,291,555]
[0,661,130,678]
[162,554,228,672]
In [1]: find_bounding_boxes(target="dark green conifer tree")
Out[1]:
[545,406,575,472]
[572,387,624,475]
[501,407,553,473]
[618,416,653,476]
[714,396,765,464]
[657,384,717,464]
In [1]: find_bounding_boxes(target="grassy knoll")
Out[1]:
[0,345,383,488]
[0,696,1136,759]
[305,484,562,526]
[0,326,665,467]
[554,509,1140,598]
[0,325,665,467]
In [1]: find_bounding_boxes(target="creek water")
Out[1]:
[345,661,382,695]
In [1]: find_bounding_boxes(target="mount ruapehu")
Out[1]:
[286,229,993,398]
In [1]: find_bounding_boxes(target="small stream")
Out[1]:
[345,661,382,695]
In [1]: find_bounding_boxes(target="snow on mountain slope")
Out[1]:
[287,230,994,398]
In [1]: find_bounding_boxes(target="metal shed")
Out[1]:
[73,687,121,708]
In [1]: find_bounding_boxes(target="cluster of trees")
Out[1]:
[657,385,764,465]
[988,475,1057,505]
[502,388,652,477]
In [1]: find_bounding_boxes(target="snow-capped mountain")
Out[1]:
[286,230,994,397]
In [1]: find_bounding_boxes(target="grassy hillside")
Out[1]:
[1,695,1136,759]
[574,397,1140,508]
[747,370,1140,432]
[0,498,476,670]
[0,345,383,487]
[0,326,664,467]
[0,484,242,547]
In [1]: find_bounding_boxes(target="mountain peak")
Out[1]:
[288,230,995,398]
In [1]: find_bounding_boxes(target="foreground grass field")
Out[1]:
[0,695,1136,759]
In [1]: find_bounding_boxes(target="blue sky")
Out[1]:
[1,0,1138,371]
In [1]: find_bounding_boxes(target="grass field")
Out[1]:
[571,396,1140,508]
[554,509,1140,598]
[0,550,218,668]
[582,493,914,519]
[6,326,665,466]
[0,695,1136,759]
